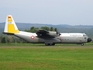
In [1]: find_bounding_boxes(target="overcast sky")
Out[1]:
[0,0,93,25]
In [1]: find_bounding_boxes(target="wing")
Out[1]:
[36,30,59,38]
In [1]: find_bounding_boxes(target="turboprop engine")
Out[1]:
[36,30,60,38]
[48,31,60,37]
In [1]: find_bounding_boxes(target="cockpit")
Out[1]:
[83,33,92,42]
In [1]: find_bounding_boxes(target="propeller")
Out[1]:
[56,31,61,36]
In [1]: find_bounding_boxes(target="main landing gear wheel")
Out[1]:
[52,43,55,46]
[45,43,55,46]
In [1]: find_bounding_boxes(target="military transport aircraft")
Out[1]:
[3,15,92,46]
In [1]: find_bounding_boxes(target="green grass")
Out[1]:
[0,45,93,70]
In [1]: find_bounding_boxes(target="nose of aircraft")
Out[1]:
[87,38,92,42]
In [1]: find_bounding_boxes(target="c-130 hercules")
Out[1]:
[3,15,92,46]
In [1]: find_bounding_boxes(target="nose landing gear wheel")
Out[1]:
[81,43,84,46]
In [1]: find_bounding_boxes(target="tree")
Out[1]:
[54,28,58,32]
[1,37,6,43]
[41,26,49,31]
[50,27,54,31]
[0,35,3,43]
[30,27,35,30]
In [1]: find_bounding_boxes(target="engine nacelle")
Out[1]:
[48,31,58,37]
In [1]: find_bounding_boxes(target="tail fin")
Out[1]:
[4,15,19,34]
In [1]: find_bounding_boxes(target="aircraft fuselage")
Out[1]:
[15,31,91,45]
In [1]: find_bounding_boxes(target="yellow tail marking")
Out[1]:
[8,24,19,33]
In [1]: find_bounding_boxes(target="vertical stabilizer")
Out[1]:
[4,15,19,34]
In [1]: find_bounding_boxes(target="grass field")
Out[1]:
[0,43,93,70]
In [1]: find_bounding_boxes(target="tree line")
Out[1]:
[25,26,58,32]
[0,26,58,43]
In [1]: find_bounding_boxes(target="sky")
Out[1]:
[0,0,93,25]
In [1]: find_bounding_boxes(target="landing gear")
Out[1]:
[77,43,84,46]
[52,43,55,46]
[45,43,49,46]
[81,43,84,46]
[45,43,55,46]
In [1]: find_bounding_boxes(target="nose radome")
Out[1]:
[87,38,92,42]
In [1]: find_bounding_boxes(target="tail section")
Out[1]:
[4,15,19,34]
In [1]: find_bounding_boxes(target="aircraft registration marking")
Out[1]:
[31,35,35,40]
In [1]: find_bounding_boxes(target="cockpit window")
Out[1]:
[83,34,87,37]
[84,37,86,39]
[83,35,86,36]
[83,34,87,40]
